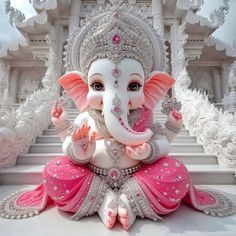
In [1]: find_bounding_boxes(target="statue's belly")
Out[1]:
[90,139,140,169]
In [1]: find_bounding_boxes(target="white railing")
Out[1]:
[0,24,61,168]
[0,88,58,168]
[175,69,236,168]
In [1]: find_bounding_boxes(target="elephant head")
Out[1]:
[59,58,174,146]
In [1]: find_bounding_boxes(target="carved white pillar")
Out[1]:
[9,69,20,103]
[0,60,11,111]
[152,0,164,36]
[170,20,186,78]
[227,62,236,113]
[221,61,231,96]
[69,0,81,36]
[0,61,8,99]
[212,67,222,103]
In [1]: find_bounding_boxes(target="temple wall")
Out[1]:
[1,0,235,111]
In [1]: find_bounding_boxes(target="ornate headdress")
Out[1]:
[64,4,165,81]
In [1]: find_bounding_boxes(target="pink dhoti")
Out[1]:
[0,156,235,220]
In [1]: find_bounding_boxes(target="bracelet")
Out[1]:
[66,142,91,164]
[151,122,164,136]
[165,120,181,134]
[142,139,160,164]
[55,120,70,133]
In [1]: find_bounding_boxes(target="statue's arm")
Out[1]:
[126,109,182,163]
[61,112,96,164]
[164,109,182,143]
[51,102,70,142]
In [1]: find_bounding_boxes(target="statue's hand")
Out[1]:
[71,123,96,158]
[167,109,183,129]
[51,102,68,126]
[126,143,151,160]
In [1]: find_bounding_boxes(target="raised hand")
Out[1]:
[167,109,183,131]
[71,123,96,159]
[51,102,68,126]
[126,143,151,160]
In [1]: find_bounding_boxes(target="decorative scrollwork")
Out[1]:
[175,70,236,168]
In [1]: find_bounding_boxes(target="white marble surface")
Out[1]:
[0,185,236,236]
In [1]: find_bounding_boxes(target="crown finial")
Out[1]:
[109,0,123,7]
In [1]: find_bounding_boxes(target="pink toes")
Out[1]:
[105,210,117,229]
[118,215,129,230]
[118,208,130,230]
[108,210,113,217]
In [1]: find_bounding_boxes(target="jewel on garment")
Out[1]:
[175,189,180,194]
[104,139,125,162]
[163,162,168,167]
[175,162,180,168]
[108,168,121,180]
[55,161,61,165]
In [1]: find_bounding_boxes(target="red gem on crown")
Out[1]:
[112,34,121,44]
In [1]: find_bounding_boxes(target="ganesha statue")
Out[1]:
[0,5,235,231]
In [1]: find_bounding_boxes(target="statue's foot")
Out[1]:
[118,193,136,230]
[98,189,117,229]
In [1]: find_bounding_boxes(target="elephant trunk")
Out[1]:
[103,93,153,146]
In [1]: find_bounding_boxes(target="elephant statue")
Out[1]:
[49,57,182,229]
[0,5,234,231]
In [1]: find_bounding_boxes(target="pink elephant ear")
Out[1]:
[59,71,89,112]
[143,71,175,110]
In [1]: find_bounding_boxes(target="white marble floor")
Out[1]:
[0,185,236,236]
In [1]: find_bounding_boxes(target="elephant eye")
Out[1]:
[128,81,142,91]
[91,81,104,91]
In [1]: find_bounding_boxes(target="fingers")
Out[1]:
[51,103,64,118]
[126,145,143,159]
[90,131,97,143]
[126,146,134,156]
[71,124,93,141]
[126,143,151,160]
[171,109,182,120]
[136,143,148,154]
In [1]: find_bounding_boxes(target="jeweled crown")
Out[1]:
[80,11,154,77]
[65,7,165,80]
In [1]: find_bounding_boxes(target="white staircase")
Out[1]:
[0,109,236,186]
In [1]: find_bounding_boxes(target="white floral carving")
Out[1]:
[176,0,203,10]
[5,0,25,26]
[172,18,236,169]
[175,72,236,168]
[0,26,60,168]
[0,127,18,167]
[186,0,229,29]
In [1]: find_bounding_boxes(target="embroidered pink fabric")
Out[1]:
[1,107,234,219]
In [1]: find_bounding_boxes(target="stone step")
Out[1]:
[0,164,235,185]
[36,135,196,144]
[28,143,203,153]
[16,153,217,165]
[43,128,190,135]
